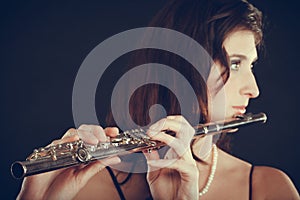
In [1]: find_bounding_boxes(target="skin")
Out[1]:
[16,30,299,200]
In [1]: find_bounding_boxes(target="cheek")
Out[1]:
[207,65,225,97]
[209,74,240,120]
[209,88,227,121]
[223,72,242,97]
[207,64,231,121]
[207,75,227,121]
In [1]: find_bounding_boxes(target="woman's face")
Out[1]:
[207,30,259,121]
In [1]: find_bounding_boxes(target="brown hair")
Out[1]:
[106,0,263,152]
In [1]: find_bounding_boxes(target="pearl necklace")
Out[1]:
[199,144,218,197]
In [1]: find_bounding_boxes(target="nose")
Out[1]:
[240,71,260,98]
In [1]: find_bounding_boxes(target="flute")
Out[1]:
[11,112,267,179]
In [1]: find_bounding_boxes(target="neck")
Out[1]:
[192,135,213,162]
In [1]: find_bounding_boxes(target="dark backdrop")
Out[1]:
[1,1,299,199]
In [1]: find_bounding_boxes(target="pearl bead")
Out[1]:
[199,144,218,197]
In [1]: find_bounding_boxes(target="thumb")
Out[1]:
[143,150,162,183]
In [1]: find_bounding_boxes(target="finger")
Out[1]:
[149,117,182,132]
[145,153,163,174]
[147,158,176,169]
[147,131,188,157]
[90,125,106,142]
[165,116,195,142]
[50,129,80,146]
[78,124,107,142]
[150,115,186,132]
[104,127,119,137]
[77,129,99,144]
[147,158,199,197]
[143,149,160,161]
[147,159,197,180]
[149,116,194,143]
[144,149,162,182]
[62,128,79,139]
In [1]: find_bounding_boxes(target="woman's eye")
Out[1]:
[230,60,241,71]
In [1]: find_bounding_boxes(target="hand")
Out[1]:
[144,116,199,200]
[16,125,121,200]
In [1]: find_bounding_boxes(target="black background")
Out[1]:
[1,0,299,199]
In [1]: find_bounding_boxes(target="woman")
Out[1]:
[16,0,299,199]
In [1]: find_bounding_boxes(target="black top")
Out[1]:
[249,165,255,200]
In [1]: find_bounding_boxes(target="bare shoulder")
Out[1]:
[217,149,299,199]
[252,166,299,199]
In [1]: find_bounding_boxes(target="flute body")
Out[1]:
[11,112,267,179]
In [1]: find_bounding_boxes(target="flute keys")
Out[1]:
[77,148,91,163]
[50,146,57,161]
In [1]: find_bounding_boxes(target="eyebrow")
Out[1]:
[228,54,258,63]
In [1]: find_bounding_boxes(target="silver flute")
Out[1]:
[11,112,267,179]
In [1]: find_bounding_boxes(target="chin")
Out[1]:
[227,110,245,119]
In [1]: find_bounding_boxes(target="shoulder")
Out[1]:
[217,150,299,199]
[252,166,299,199]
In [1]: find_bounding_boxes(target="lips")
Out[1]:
[232,106,247,115]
